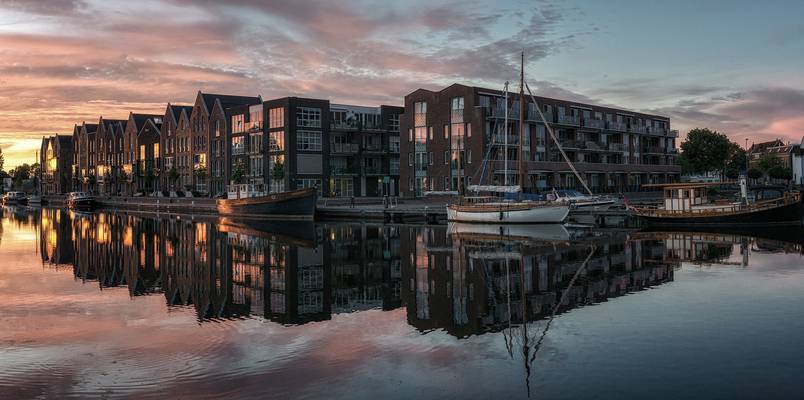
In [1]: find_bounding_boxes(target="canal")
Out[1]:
[1,207,803,399]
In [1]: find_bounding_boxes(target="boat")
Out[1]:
[218,217,317,246]
[552,189,616,210]
[216,184,317,220]
[66,192,95,210]
[27,195,42,206]
[447,53,570,224]
[629,179,803,227]
[2,191,28,205]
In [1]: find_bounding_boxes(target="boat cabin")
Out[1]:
[227,184,267,200]
[662,184,710,212]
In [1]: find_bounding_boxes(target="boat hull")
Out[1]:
[447,203,569,224]
[448,222,570,241]
[68,199,95,210]
[635,199,804,227]
[216,188,317,219]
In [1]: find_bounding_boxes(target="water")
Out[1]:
[1,207,804,399]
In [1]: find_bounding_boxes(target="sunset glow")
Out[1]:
[1,0,803,168]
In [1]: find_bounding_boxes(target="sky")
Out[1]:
[0,0,803,169]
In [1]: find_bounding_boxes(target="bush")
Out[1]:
[747,168,763,180]
[768,166,792,180]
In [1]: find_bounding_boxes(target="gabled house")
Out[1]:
[161,103,193,192]
[189,91,261,196]
[40,135,74,195]
[96,117,127,195]
[122,112,163,195]
[77,122,99,192]
[137,118,162,193]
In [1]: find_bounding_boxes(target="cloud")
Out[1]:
[0,0,87,16]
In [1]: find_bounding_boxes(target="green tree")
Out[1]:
[0,146,4,173]
[11,163,31,186]
[271,161,284,180]
[679,128,742,177]
[231,160,245,184]
[757,154,783,173]
[768,166,792,181]
[168,166,179,190]
[747,168,763,180]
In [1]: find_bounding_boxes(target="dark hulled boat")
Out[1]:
[67,192,95,210]
[216,184,317,219]
[630,182,803,227]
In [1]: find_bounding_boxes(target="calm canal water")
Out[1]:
[1,207,804,399]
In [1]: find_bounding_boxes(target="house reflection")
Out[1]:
[35,210,699,335]
[400,225,678,338]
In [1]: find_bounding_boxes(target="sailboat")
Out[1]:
[447,53,570,224]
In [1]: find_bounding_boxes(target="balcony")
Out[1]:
[648,126,668,135]
[525,161,682,174]
[491,135,520,146]
[643,146,666,154]
[607,121,628,132]
[330,143,359,154]
[527,109,553,123]
[630,125,648,134]
[583,119,606,129]
[557,114,580,126]
[609,143,628,152]
[332,167,359,176]
[331,121,360,130]
[559,140,586,149]
[584,141,604,151]
[363,144,386,153]
[363,166,384,176]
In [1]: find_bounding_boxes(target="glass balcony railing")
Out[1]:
[557,114,580,125]
[330,143,359,153]
[630,125,648,134]
[583,119,606,129]
[607,121,628,132]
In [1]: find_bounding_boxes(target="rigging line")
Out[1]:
[529,245,597,363]
[524,81,594,196]
[474,82,515,188]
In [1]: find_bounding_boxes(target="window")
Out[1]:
[232,136,245,155]
[428,152,433,165]
[269,107,284,129]
[408,128,413,142]
[444,150,449,165]
[389,114,400,132]
[139,144,145,160]
[467,150,471,164]
[250,155,264,177]
[414,102,427,127]
[154,143,159,159]
[390,158,400,175]
[215,120,221,137]
[408,153,414,166]
[297,107,321,128]
[389,136,400,153]
[444,124,449,139]
[414,127,427,144]
[451,97,464,110]
[269,131,284,151]
[297,131,322,151]
[466,123,471,138]
[250,133,263,153]
[444,176,450,191]
[296,178,321,190]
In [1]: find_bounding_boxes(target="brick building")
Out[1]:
[40,135,73,195]
[160,104,193,192]
[400,84,680,197]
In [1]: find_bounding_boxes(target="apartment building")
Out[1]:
[399,84,681,197]
[226,97,402,197]
[39,135,73,195]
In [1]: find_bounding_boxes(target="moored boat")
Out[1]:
[447,199,569,224]
[67,192,95,210]
[216,184,317,220]
[2,191,28,205]
[629,181,803,226]
[553,189,616,210]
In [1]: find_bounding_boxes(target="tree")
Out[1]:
[168,166,179,190]
[757,154,783,173]
[768,166,792,181]
[271,161,284,180]
[679,128,742,177]
[0,146,4,173]
[231,160,245,184]
[11,163,31,187]
[748,168,763,180]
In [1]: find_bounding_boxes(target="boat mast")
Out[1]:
[518,51,525,198]
[504,82,509,187]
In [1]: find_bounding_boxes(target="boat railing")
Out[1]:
[632,192,800,217]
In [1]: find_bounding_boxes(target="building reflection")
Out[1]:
[44,210,803,336]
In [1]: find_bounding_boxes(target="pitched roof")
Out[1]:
[200,92,261,114]
[129,113,163,132]
[83,124,98,134]
[167,104,193,123]
[749,139,785,153]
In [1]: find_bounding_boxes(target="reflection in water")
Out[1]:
[6,205,804,398]
[33,207,691,335]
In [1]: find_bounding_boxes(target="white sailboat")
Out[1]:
[448,53,570,224]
